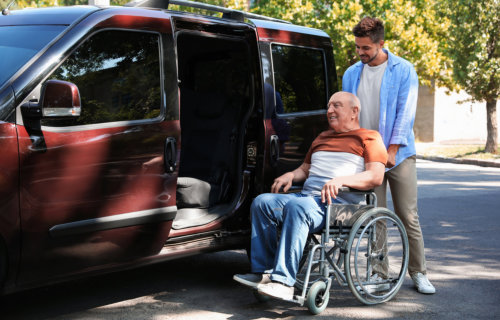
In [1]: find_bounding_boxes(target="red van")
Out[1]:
[0,0,337,293]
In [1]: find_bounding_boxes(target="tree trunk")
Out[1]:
[485,99,498,154]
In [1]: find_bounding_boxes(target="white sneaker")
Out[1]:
[356,274,390,294]
[233,273,271,288]
[257,282,294,301]
[411,272,436,294]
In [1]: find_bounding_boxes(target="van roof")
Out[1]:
[0,6,99,26]
[249,19,330,39]
[1,5,330,45]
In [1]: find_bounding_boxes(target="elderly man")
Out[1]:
[233,91,388,301]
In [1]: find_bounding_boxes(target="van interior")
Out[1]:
[173,31,253,230]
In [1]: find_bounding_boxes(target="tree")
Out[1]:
[442,0,499,153]
[249,0,453,89]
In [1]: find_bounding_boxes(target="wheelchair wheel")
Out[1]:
[344,207,409,305]
[305,281,330,315]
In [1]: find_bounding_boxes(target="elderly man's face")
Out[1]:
[327,93,356,133]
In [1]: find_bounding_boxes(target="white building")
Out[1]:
[415,85,500,144]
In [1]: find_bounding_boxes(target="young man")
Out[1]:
[342,17,435,294]
[233,91,388,300]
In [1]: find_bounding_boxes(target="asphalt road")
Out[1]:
[2,159,500,319]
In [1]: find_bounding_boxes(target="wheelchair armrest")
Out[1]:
[282,186,374,194]
[338,187,374,194]
[283,185,303,193]
[279,181,304,194]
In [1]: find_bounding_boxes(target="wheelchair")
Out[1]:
[289,188,409,314]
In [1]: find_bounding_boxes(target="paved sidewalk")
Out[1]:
[416,154,500,168]
[416,142,500,168]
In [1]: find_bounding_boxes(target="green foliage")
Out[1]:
[250,0,453,88]
[442,0,499,103]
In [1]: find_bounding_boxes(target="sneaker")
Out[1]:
[356,274,390,294]
[257,282,295,301]
[233,273,271,288]
[411,272,436,294]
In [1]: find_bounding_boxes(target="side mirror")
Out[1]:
[41,79,81,117]
[20,80,81,152]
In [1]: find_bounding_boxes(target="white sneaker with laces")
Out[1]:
[411,272,436,294]
[257,282,294,301]
[233,273,271,288]
[356,274,390,294]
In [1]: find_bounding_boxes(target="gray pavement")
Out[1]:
[2,159,500,319]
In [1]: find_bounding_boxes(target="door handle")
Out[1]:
[270,134,279,166]
[164,137,177,173]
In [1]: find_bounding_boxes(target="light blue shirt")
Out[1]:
[342,49,418,170]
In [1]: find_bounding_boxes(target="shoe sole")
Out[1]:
[257,287,294,301]
[416,287,436,294]
[233,275,259,288]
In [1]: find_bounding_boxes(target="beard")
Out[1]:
[360,49,379,64]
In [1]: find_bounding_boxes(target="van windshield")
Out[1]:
[0,25,65,87]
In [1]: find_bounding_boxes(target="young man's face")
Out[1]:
[355,36,384,65]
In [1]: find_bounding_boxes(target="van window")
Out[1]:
[271,44,326,114]
[42,30,161,127]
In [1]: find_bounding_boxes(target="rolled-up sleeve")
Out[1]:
[389,65,418,146]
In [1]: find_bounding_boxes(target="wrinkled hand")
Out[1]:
[271,172,294,193]
[321,178,343,204]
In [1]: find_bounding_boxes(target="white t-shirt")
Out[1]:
[357,60,388,131]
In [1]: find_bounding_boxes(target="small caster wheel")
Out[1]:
[253,289,271,302]
[306,281,329,315]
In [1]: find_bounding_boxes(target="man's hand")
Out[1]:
[321,177,344,205]
[271,172,294,193]
[387,144,400,168]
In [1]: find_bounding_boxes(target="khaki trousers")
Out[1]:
[375,155,427,275]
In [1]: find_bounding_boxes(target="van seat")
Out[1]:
[177,88,239,209]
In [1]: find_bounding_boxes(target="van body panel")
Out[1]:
[11,9,180,285]
[17,120,179,284]
[0,121,21,292]
[251,19,332,47]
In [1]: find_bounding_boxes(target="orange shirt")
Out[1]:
[304,128,388,165]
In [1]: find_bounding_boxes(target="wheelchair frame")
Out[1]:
[290,188,410,314]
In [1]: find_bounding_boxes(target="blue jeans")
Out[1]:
[250,193,340,286]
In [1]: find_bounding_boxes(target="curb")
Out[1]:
[416,155,500,168]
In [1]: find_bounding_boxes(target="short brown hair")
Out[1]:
[352,17,385,43]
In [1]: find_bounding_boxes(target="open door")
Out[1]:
[170,21,258,233]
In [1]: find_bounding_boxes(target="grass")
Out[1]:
[416,143,500,161]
